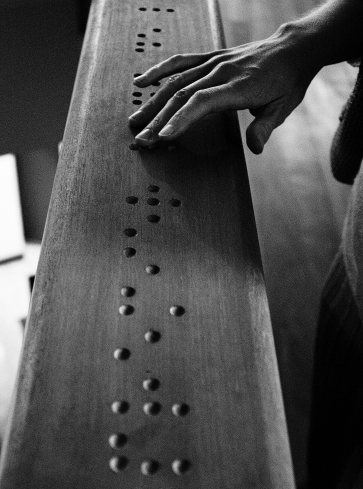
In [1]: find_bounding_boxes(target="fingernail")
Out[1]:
[159,125,174,137]
[136,128,152,141]
[128,110,143,122]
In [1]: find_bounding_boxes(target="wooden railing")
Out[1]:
[0,0,295,487]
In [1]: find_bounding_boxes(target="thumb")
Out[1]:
[246,100,285,155]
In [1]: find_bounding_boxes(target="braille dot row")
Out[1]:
[138,7,175,12]
[109,457,190,475]
[111,401,189,416]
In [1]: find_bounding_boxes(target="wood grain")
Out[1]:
[0,0,295,487]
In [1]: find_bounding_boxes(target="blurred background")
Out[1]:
[0,0,357,487]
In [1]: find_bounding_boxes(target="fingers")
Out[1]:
[133,52,216,88]
[246,100,286,154]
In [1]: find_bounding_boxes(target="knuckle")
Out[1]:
[170,53,184,64]
[167,73,183,87]
[194,90,211,104]
[174,89,189,99]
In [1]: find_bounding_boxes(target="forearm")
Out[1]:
[280,0,363,68]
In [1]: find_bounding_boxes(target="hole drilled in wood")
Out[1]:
[121,286,136,297]
[144,329,161,343]
[147,215,160,223]
[141,460,160,475]
[119,305,135,315]
[124,228,137,237]
[143,378,160,391]
[172,459,191,475]
[143,401,162,415]
[111,401,130,414]
[147,184,160,193]
[170,198,181,207]
[109,456,129,472]
[145,264,160,275]
[172,403,190,416]
[170,305,185,316]
[147,198,160,206]
[126,196,139,204]
[114,348,131,361]
[109,433,128,448]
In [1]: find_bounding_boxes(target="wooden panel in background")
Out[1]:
[0,1,295,487]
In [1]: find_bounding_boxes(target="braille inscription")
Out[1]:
[143,378,160,391]
[147,215,160,223]
[145,264,160,274]
[170,305,185,316]
[121,286,136,297]
[144,329,161,343]
[109,456,129,472]
[141,460,160,475]
[109,433,128,448]
[172,403,190,416]
[111,401,130,414]
[126,196,139,204]
[148,184,160,193]
[172,459,191,475]
[119,305,134,315]
[143,401,162,415]
[123,247,136,258]
[114,348,131,360]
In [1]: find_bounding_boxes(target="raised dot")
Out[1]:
[147,184,160,193]
[141,460,160,475]
[170,305,185,316]
[139,7,147,11]
[145,264,160,275]
[124,228,137,237]
[172,459,191,475]
[152,7,160,11]
[123,247,136,258]
[153,42,161,47]
[119,305,135,315]
[126,196,138,204]
[136,41,145,46]
[143,401,162,415]
[147,197,160,206]
[172,403,190,416]
[153,28,161,32]
[109,433,128,448]
[114,348,131,360]
[144,329,161,343]
[111,401,130,414]
[143,378,160,391]
[121,286,136,297]
[135,48,144,53]
[147,215,160,223]
[109,456,129,472]
[170,198,181,207]
[132,91,142,97]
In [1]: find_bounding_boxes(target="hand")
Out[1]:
[129,25,320,154]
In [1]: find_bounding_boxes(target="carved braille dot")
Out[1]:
[139,7,147,10]
[172,459,191,475]
[134,73,142,77]
[147,197,160,206]
[114,348,131,360]
[136,41,145,46]
[152,81,161,86]
[150,92,155,97]
[137,33,146,37]
[146,264,160,275]
[126,196,138,204]
[132,91,142,97]
[144,329,161,343]
[109,433,128,448]
[166,8,175,12]
[111,401,130,414]
[124,228,137,238]
[121,286,136,297]
[170,198,181,207]
[143,378,160,391]
[132,99,142,105]
[143,401,161,415]
[148,184,160,193]
[109,456,129,472]
[135,48,144,53]
[119,305,134,315]
[141,460,160,475]
[123,247,136,258]
[170,305,185,316]
[147,215,160,223]
[153,28,161,32]
[172,403,190,416]
[153,42,161,47]
[152,7,160,11]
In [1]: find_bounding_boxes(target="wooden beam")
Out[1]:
[0,0,295,487]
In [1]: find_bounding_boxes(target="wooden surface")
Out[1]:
[0,1,295,487]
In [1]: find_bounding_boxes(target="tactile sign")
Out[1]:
[0,1,294,488]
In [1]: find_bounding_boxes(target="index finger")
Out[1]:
[133,51,219,87]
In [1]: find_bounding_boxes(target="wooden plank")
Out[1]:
[0,0,295,487]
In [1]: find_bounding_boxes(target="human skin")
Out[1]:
[128,0,363,154]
